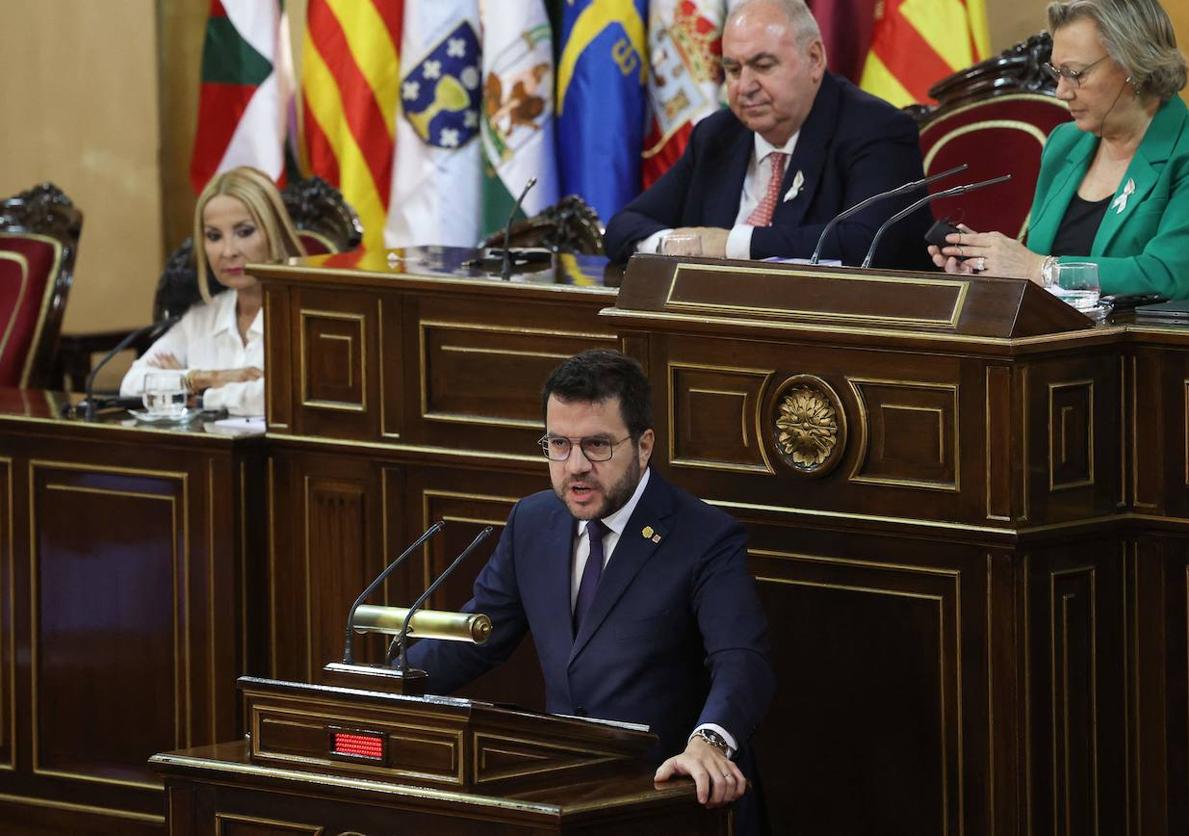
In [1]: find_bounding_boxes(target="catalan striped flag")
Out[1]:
[859,0,990,107]
[300,0,403,247]
[190,0,285,192]
[553,0,650,225]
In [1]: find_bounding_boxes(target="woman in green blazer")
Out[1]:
[929,0,1189,299]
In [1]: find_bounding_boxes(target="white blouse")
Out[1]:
[120,289,264,416]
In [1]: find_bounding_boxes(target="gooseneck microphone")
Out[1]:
[809,164,969,265]
[498,177,538,280]
[81,314,182,421]
[860,174,1013,269]
[393,525,494,673]
[341,520,446,665]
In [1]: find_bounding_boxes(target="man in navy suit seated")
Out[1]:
[407,349,775,832]
[603,0,933,269]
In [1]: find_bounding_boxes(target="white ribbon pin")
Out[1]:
[1111,178,1135,214]
[783,170,804,203]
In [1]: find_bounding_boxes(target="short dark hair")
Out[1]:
[541,350,653,438]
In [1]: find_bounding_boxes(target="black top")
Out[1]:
[1051,193,1111,257]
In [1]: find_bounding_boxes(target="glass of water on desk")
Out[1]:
[142,371,188,419]
[1049,261,1101,312]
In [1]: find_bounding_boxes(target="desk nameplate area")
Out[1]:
[240,677,654,793]
[615,254,1092,339]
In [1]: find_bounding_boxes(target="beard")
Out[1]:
[554,455,643,521]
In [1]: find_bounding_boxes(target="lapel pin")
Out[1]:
[1112,177,1136,214]
[652,534,662,543]
[783,169,804,203]
[641,525,654,539]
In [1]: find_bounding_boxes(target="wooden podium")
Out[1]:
[151,676,726,835]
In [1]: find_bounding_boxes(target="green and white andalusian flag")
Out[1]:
[478,0,558,238]
[190,0,285,192]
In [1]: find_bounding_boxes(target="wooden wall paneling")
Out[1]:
[1023,350,1123,524]
[267,447,385,682]
[379,295,404,440]
[1130,347,1164,514]
[396,463,549,711]
[263,284,293,432]
[290,287,379,441]
[742,520,993,836]
[984,365,1015,522]
[0,457,11,773]
[1026,535,1126,836]
[1155,533,1189,834]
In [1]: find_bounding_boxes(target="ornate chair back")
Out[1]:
[0,184,82,389]
[912,34,1072,239]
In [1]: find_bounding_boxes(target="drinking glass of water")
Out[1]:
[1050,262,1100,312]
[142,371,188,418]
[660,232,702,257]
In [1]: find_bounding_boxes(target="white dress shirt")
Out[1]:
[636,128,801,261]
[120,289,264,416]
[571,467,738,756]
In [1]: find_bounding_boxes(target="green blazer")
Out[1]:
[1027,95,1189,298]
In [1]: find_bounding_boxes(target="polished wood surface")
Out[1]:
[0,392,265,832]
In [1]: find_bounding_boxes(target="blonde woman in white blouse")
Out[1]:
[121,167,305,416]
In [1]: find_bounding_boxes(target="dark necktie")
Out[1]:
[573,518,607,632]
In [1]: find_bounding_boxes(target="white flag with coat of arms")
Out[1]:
[478,0,558,238]
[387,1,483,247]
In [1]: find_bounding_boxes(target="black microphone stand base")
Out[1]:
[322,661,428,696]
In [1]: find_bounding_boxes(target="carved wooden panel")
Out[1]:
[263,285,292,430]
[668,363,774,473]
[1049,380,1094,491]
[749,542,967,836]
[0,457,10,770]
[300,310,366,412]
[985,366,1014,521]
[419,320,616,430]
[1028,543,1125,836]
[847,379,959,491]
[1130,351,1163,512]
[29,462,186,790]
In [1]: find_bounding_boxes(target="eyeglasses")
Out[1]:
[1042,54,1110,88]
[538,434,631,462]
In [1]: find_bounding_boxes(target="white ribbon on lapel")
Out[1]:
[783,170,804,203]
[1111,178,1136,214]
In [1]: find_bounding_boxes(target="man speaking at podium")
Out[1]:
[603,0,932,269]
[406,350,774,832]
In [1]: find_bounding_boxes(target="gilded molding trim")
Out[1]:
[666,261,970,329]
[421,490,518,590]
[215,812,324,835]
[266,433,546,464]
[846,377,961,492]
[985,367,1012,522]
[771,374,847,477]
[666,361,776,475]
[417,319,614,430]
[27,460,190,790]
[267,456,279,679]
[0,791,164,824]
[1047,379,1095,492]
[472,731,622,784]
[299,309,368,413]
[378,298,399,439]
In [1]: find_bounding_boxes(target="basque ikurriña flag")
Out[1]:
[190,0,286,191]
[553,0,650,225]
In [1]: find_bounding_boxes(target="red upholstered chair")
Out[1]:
[912,34,1072,239]
[0,183,82,389]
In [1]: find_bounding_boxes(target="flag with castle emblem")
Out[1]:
[553,0,649,224]
[478,0,558,238]
[190,0,285,192]
[388,2,484,247]
[643,0,730,188]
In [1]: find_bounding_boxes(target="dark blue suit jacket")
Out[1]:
[406,469,775,763]
[603,72,933,269]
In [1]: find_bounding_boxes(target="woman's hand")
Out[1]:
[188,367,263,392]
[147,352,183,370]
[933,226,1048,284]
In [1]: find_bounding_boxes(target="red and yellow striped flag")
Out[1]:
[300,0,403,247]
[859,0,990,107]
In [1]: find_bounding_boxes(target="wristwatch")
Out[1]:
[692,728,730,756]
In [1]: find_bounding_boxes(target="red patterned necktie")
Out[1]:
[746,151,788,227]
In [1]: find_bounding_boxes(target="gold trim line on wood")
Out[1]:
[0,791,165,823]
[299,308,368,413]
[985,367,1012,522]
[28,462,188,785]
[665,262,970,328]
[750,548,960,578]
[666,361,775,476]
[708,498,1009,535]
[1047,379,1095,492]
[266,433,546,464]
[214,812,325,835]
